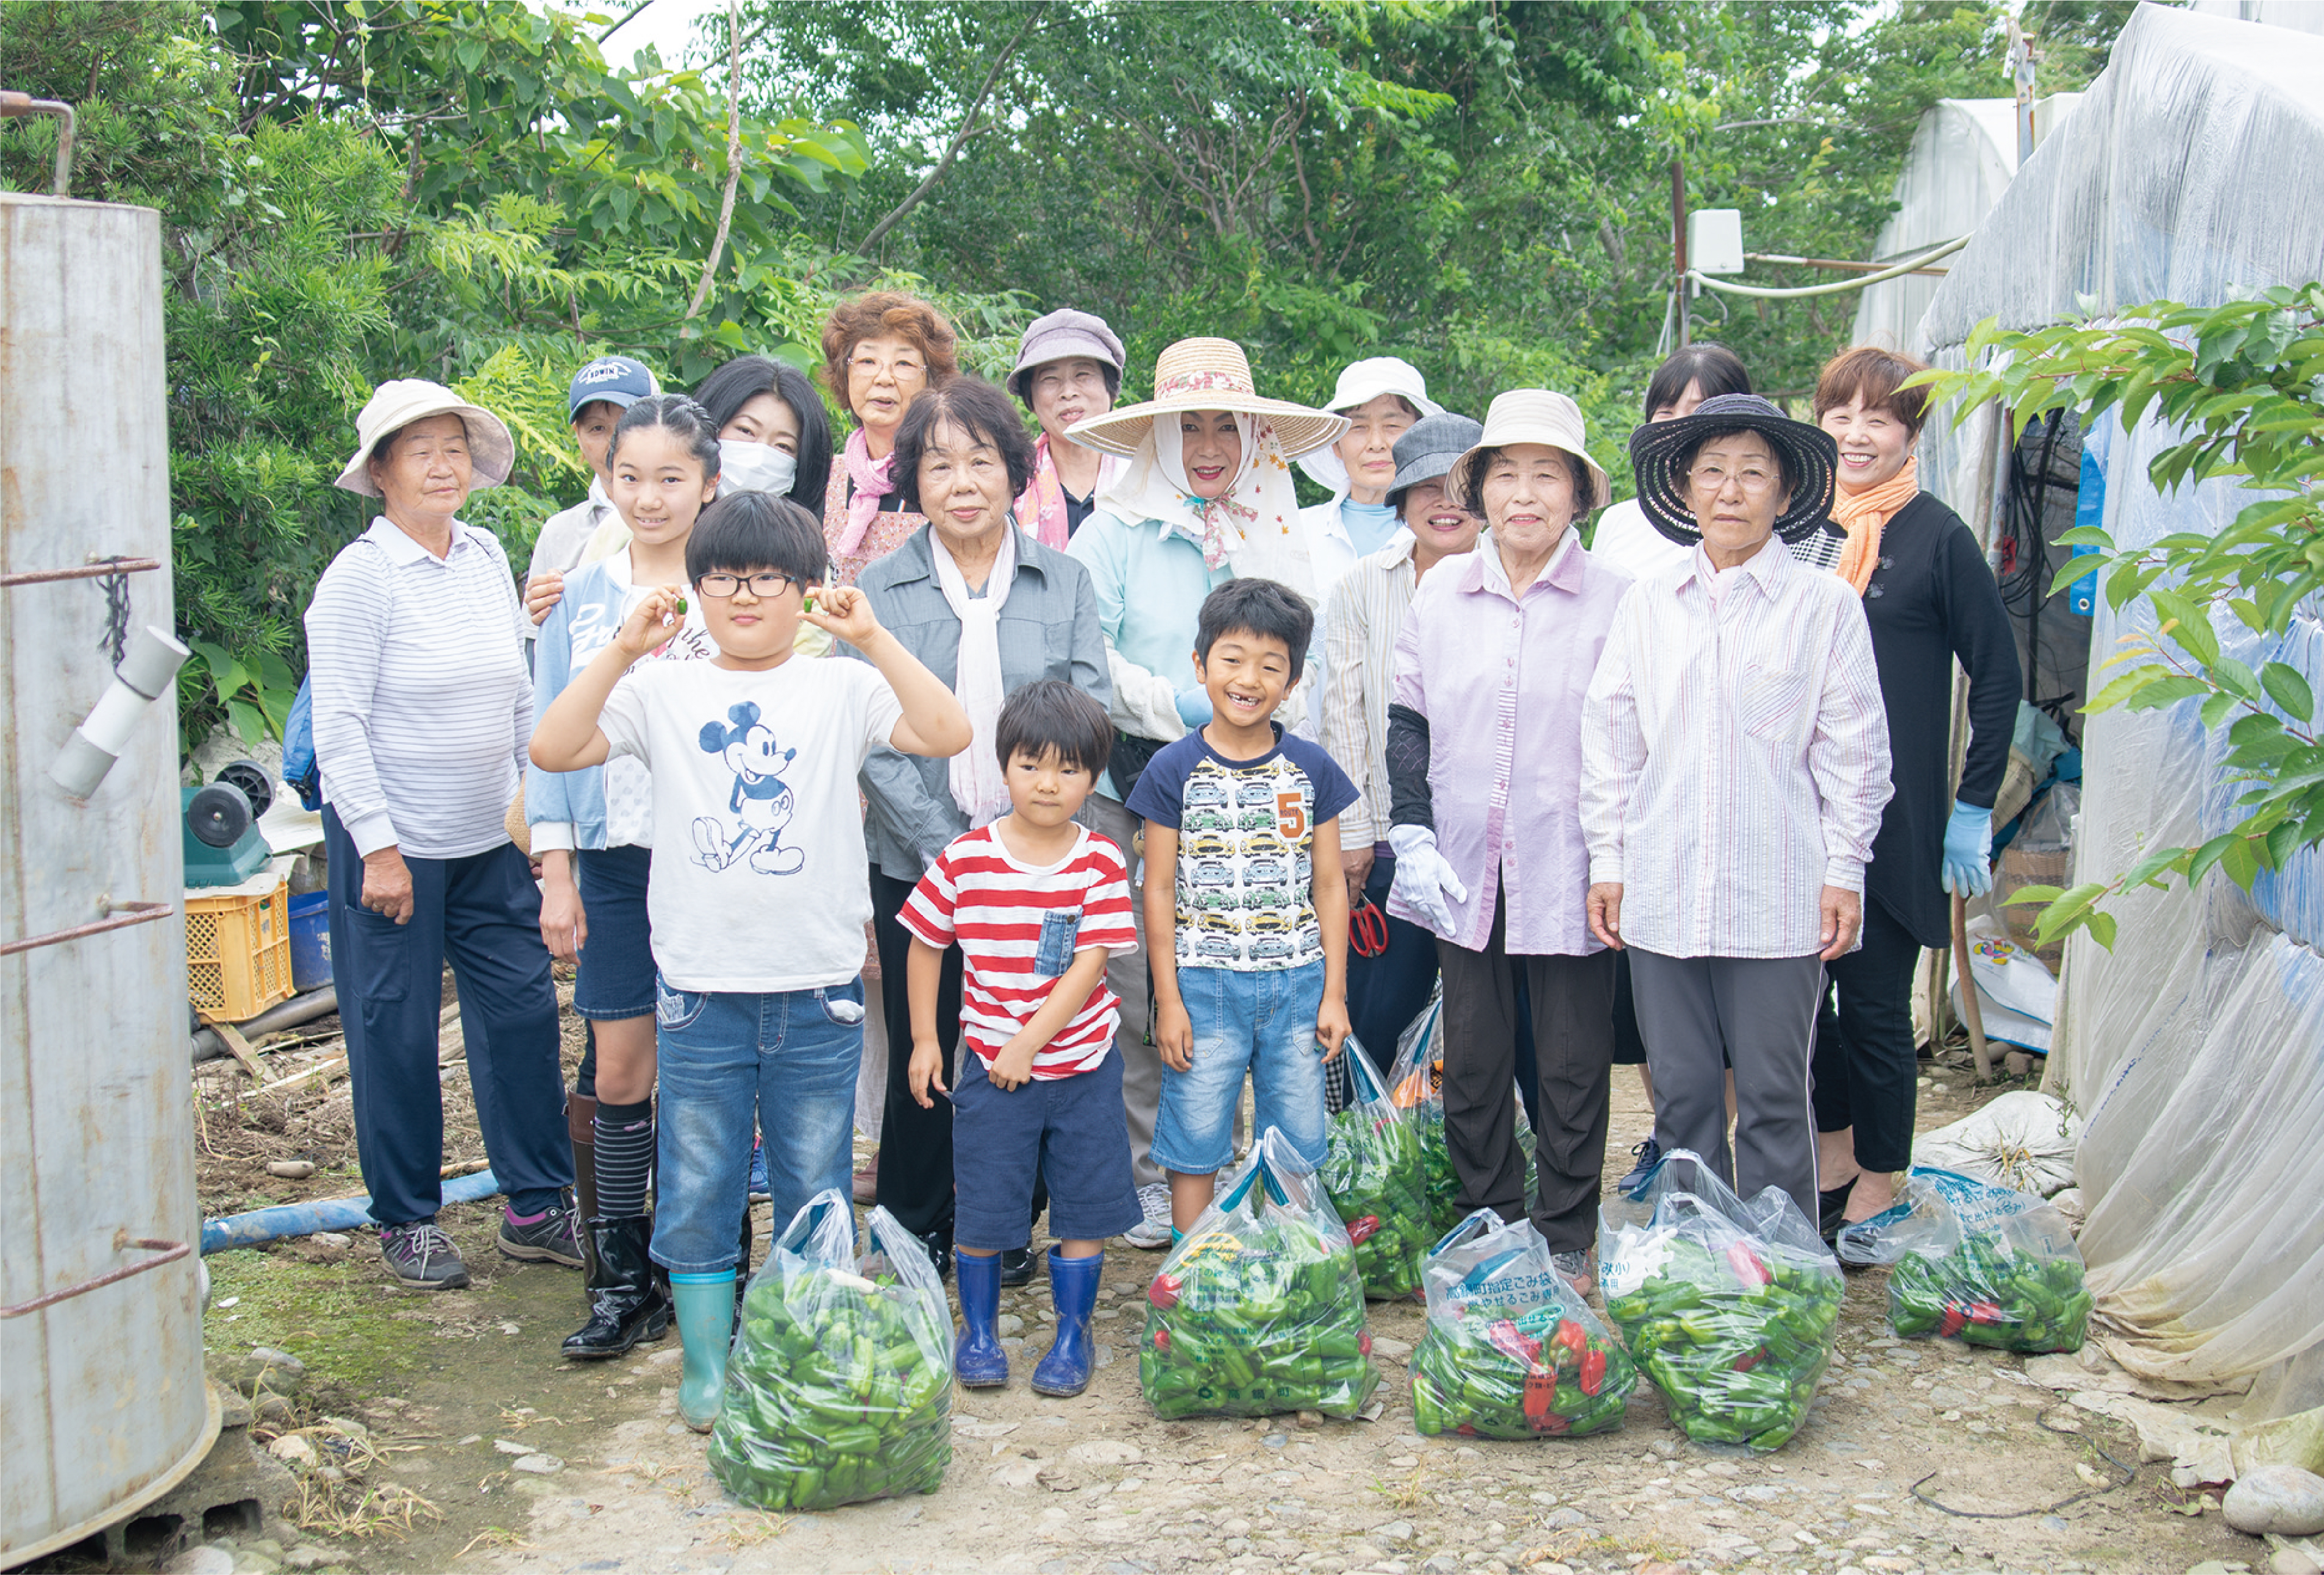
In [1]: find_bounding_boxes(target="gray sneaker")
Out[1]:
[1124,1182,1174,1250]
[497,1201,585,1267]
[380,1220,471,1290]
[1551,1247,1597,1301]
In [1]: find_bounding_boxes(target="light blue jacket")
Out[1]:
[526,558,646,851]
[850,525,1110,881]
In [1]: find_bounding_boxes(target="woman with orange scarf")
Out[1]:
[1809,347,2020,1239]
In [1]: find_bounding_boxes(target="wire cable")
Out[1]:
[1687,234,1972,299]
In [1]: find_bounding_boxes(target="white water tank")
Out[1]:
[1,191,215,1563]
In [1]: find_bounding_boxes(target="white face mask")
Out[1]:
[716,439,798,499]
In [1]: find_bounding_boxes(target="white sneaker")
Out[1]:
[1124,1182,1173,1249]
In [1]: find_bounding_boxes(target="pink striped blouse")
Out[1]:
[1580,536,1894,959]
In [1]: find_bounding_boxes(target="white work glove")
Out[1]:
[1387,823,1468,939]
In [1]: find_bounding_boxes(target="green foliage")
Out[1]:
[1919,283,2324,948]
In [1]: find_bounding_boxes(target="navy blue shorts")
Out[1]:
[574,844,655,1021]
[950,1048,1142,1253]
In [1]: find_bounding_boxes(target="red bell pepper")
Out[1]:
[1580,1348,1608,1396]
[1725,1242,1771,1289]
[1346,1215,1381,1246]
[1937,1304,1967,1338]
[1148,1274,1183,1310]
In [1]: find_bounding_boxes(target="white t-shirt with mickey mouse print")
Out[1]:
[598,656,903,993]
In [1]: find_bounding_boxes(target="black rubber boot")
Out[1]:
[561,1216,669,1360]
[735,1207,753,1317]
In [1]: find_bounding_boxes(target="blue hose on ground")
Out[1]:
[201,1169,502,1254]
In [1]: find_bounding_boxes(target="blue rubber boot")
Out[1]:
[1032,1248,1103,1398]
[953,1250,1010,1388]
[669,1271,735,1432]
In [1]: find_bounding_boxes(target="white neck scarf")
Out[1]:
[929,522,1019,824]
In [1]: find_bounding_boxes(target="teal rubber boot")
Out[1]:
[669,1271,735,1432]
[1032,1248,1103,1398]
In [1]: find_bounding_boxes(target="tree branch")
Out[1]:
[685,0,746,321]
[854,7,1039,255]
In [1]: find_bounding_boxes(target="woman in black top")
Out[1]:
[1809,346,2020,1234]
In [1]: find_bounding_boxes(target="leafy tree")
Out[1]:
[1919,284,2324,948]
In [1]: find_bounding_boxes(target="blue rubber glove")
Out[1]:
[1941,799,1994,897]
[1174,686,1213,728]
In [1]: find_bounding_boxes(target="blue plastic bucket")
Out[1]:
[287,890,332,991]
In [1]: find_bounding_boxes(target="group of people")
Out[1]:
[300,290,2019,1434]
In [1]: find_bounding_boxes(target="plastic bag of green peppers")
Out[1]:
[1320,1036,1429,1299]
[1387,1000,1538,1239]
[1410,1210,1637,1440]
[708,1194,952,1511]
[1141,1128,1382,1420]
[1599,1150,1842,1452]
[1836,1167,2092,1353]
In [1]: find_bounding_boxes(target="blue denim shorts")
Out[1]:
[1152,959,1328,1176]
[951,1048,1142,1252]
[574,844,655,1021]
[648,977,864,1275]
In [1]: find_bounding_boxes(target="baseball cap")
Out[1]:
[566,355,657,420]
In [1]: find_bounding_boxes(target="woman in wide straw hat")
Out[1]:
[1580,393,1893,1227]
[305,379,580,1293]
[1062,335,1345,1250]
[1381,389,1631,1298]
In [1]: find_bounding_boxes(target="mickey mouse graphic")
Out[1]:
[692,701,805,875]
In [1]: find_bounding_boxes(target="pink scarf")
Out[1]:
[836,427,895,558]
[1014,433,1072,551]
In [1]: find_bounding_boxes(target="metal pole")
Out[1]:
[2008,18,2037,164]
[0,91,76,197]
[1671,158,1689,347]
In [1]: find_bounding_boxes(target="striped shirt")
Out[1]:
[305,517,531,859]
[898,825,1139,1077]
[1579,536,1894,959]
[1317,536,1424,850]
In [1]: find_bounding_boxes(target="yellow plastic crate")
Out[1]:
[187,872,294,1022]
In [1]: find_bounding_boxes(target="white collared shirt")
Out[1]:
[1317,535,1422,849]
[1580,535,1894,959]
[305,516,533,859]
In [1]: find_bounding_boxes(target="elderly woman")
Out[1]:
[1296,357,1441,593]
[305,380,579,1290]
[1064,336,1346,1247]
[854,378,1110,1281]
[1383,391,1631,1295]
[1581,393,1894,1223]
[1317,410,1483,1062]
[820,290,961,586]
[1008,308,1130,546]
[1810,347,2019,1237]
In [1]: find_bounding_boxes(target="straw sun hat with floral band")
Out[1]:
[1443,389,1613,516]
[1626,391,1838,550]
[1066,338,1347,460]
[333,378,518,498]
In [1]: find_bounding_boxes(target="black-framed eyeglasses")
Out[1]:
[696,572,797,599]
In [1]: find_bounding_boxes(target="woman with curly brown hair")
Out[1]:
[819,290,961,586]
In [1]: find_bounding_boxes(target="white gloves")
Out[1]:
[1387,824,1469,939]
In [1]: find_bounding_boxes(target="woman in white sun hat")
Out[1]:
[1063,336,1346,1248]
[1296,356,1443,596]
[1383,388,1630,1299]
[304,379,580,1294]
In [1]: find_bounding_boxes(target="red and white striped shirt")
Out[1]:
[898,825,1139,1078]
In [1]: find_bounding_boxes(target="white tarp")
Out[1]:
[1912,1,2324,1421]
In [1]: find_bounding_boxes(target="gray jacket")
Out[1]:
[850,525,1111,881]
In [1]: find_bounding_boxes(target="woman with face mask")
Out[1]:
[694,354,835,508]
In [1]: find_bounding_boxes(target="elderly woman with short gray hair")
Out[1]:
[306,380,579,1293]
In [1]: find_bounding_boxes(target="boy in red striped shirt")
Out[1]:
[902,680,1140,1398]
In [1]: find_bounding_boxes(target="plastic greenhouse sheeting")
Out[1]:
[1909,2,2324,1422]
[1849,94,2081,355]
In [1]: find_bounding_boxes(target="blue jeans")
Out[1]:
[648,978,863,1275]
[1152,959,1328,1175]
